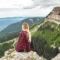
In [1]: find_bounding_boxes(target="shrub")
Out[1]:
[32,31,59,60]
[0,41,14,57]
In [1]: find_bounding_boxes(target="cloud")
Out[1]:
[32,0,60,7]
[0,0,34,8]
[1,0,60,9]
[0,0,60,18]
[0,6,53,18]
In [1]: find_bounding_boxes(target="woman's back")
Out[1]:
[16,31,31,52]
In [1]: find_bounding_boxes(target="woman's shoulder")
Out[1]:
[19,31,27,35]
[22,31,28,34]
[19,31,25,34]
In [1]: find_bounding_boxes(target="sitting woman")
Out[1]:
[16,22,32,52]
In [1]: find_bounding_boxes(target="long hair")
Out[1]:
[22,22,29,32]
[22,22,31,42]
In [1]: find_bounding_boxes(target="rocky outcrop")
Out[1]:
[51,53,60,60]
[46,7,60,22]
[0,49,46,60]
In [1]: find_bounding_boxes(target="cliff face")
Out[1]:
[46,7,60,21]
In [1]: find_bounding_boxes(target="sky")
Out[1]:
[0,0,60,18]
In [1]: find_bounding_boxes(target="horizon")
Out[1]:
[0,16,43,31]
[0,17,26,31]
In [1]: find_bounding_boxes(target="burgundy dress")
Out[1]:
[16,31,31,52]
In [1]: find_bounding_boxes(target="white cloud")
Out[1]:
[33,0,60,7]
[0,0,60,18]
[0,0,34,8]
[0,6,53,18]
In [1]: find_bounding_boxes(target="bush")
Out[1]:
[32,32,47,55]
[32,31,59,60]
[43,47,59,60]
[0,41,14,57]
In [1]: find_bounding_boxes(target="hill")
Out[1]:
[0,19,60,60]
[0,17,44,58]
[0,17,44,43]
[0,17,25,31]
[46,7,60,24]
[32,7,60,59]
[0,19,60,59]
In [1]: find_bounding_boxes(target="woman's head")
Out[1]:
[22,22,29,32]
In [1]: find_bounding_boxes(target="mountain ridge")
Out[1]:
[0,17,44,43]
[46,7,60,24]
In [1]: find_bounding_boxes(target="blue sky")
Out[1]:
[0,0,60,18]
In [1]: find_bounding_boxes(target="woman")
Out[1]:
[16,22,32,52]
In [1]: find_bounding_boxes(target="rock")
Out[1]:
[46,7,60,24]
[51,53,60,60]
[0,49,46,60]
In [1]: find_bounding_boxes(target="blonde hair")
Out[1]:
[22,22,31,42]
[22,22,29,31]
